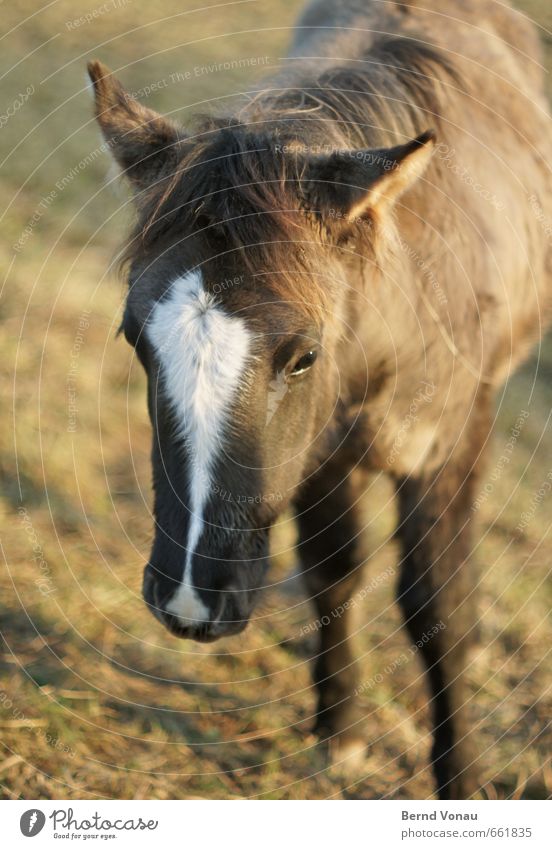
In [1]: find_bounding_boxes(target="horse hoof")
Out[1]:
[328,735,367,774]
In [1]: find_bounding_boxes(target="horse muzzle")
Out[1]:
[142,564,260,642]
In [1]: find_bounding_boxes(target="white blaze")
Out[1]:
[147,271,251,624]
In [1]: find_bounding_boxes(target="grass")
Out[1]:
[1,0,551,799]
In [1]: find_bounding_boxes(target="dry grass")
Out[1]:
[1,0,551,799]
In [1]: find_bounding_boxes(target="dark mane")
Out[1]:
[122,37,460,315]
[242,37,461,147]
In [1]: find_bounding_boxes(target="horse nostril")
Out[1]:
[213,589,249,632]
[143,571,173,627]
[211,590,230,625]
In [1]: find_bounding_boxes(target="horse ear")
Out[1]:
[302,131,435,224]
[87,60,185,192]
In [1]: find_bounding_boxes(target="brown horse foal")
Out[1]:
[88,0,552,797]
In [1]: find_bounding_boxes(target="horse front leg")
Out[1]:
[295,467,365,765]
[395,457,484,799]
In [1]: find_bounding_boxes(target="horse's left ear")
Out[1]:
[87,60,186,192]
[301,131,436,225]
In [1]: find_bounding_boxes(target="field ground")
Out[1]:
[1,0,552,799]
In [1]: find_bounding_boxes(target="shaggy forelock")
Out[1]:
[120,37,459,319]
[121,121,333,320]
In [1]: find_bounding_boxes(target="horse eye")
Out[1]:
[290,349,318,376]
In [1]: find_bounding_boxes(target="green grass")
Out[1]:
[1,0,551,799]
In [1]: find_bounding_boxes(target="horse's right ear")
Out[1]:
[87,60,185,192]
[300,131,436,229]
